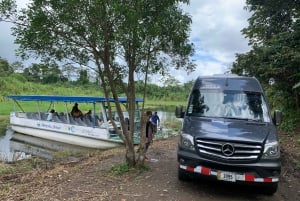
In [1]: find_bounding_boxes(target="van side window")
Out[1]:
[187,90,209,115]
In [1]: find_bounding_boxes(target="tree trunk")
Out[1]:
[136,112,148,167]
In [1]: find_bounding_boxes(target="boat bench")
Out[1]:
[25,112,99,127]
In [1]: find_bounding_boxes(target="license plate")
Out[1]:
[217,171,236,182]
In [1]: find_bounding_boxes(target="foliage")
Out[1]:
[0,72,190,105]
[8,73,27,82]
[0,74,103,101]
[0,57,13,76]
[293,159,300,169]
[0,164,13,174]
[231,0,300,130]
[232,0,300,88]
[0,116,9,136]
[110,162,150,176]
[265,85,300,133]
[110,163,132,175]
[0,157,48,174]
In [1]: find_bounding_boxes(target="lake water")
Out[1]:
[0,128,93,162]
[0,128,14,162]
[0,111,180,162]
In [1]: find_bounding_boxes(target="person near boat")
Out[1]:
[47,109,56,121]
[84,109,92,121]
[151,111,160,133]
[71,103,83,118]
[145,111,154,154]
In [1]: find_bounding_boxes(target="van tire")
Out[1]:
[264,183,278,195]
[178,167,190,181]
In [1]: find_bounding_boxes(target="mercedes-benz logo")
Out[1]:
[222,143,235,156]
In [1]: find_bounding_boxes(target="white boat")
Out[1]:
[7,95,143,149]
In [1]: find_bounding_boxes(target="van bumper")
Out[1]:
[177,149,281,183]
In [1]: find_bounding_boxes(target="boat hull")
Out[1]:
[10,113,124,149]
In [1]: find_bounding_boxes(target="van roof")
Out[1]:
[194,74,263,92]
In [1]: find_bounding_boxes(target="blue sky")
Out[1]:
[0,0,251,84]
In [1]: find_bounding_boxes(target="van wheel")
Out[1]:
[264,183,278,195]
[178,167,190,181]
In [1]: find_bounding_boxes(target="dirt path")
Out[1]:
[1,134,300,201]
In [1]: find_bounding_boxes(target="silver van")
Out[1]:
[175,74,282,195]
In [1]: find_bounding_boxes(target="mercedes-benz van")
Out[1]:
[175,74,282,195]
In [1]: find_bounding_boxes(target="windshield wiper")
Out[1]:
[223,117,264,122]
[246,118,264,122]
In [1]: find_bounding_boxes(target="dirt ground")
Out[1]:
[1,131,300,201]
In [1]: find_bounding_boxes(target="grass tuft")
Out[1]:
[110,163,131,175]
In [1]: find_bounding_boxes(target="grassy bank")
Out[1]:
[0,115,9,136]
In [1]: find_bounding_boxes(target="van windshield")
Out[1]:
[186,89,271,122]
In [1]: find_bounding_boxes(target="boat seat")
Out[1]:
[69,118,79,125]
[16,112,27,118]
[33,113,40,119]
[27,112,39,119]
[26,112,34,119]
[41,113,48,120]
[74,117,86,126]
[83,116,93,127]
[52,115,62,123]
[67,114,78,125]
[58,114,68,123]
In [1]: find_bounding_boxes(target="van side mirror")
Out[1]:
[273,110,282,126]
[175,105,184,118]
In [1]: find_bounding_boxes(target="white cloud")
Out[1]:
[166,0,252,83]
[0,22,19,61]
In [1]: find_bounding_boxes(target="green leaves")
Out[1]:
[232,0,300,132]
[233,0,300,88]
[0,0,17,20]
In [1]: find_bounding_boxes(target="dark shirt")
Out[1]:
[146,121,153,138]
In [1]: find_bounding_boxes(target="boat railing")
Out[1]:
[26,112,39,120]
[15,112,26,118]
[15,111,123,129]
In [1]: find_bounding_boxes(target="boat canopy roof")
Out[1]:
[7,95,143,103]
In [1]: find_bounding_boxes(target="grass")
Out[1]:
[0,158,51,198]
[0,157,45,175]
[110,163,132,175]
[0,184,11,198]
[110,162,151,176]
[0,115,9,136]
[293,159,300,169]
[0,164,14,174]
[52,149,89,162]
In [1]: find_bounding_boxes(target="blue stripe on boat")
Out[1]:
[7,95,143,103]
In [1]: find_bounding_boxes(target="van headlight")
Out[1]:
[262,141,280,159]
[179,133,195,151]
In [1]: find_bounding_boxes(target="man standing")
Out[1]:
[151,111,160,133]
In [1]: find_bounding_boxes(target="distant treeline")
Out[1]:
[0,74,193,102]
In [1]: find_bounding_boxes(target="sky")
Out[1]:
[0,0,252,84]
